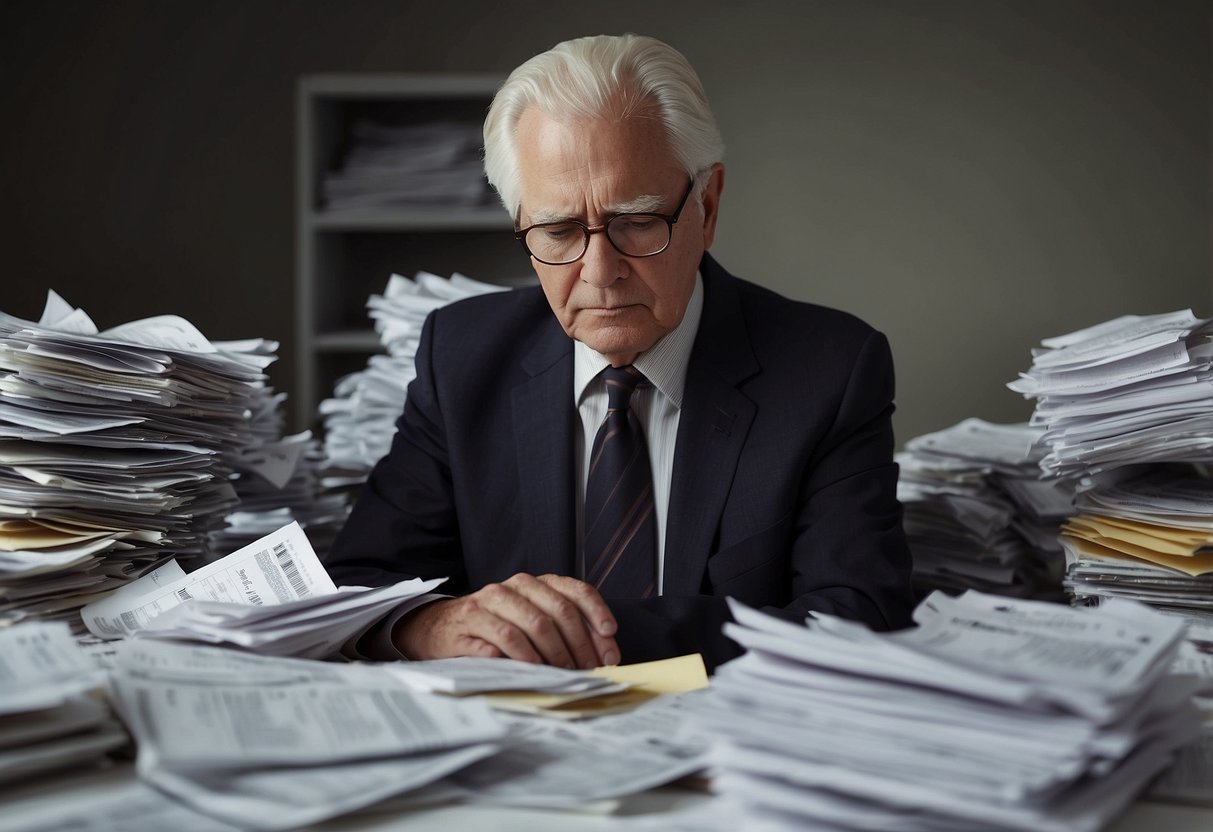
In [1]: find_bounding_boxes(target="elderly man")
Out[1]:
[325,34,913,671]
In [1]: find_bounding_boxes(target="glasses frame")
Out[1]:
[514,177,696,266]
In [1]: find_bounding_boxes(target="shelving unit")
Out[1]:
[294,73,531,430]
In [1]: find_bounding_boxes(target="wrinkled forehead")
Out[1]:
[514,108,682,223]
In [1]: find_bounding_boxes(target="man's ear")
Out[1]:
[700,163,725,250]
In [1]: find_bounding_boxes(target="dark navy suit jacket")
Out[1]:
[325,254,914,671]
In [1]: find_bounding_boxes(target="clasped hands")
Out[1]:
[392,573,619,670]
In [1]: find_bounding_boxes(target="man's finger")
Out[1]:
[532,574,620,667]
[536,574,618,638]
[395,595,543,663]
[494,574,604,669]
[475,581,578,668]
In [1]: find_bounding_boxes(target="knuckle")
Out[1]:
[479,583,507,602]
[513,573,539,590]
[527,613,554,636]
[491,621,521,646]
[549,598,578,621]
[540,574,572,592]
[568,580,596,599]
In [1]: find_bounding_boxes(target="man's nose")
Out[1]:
[578,228,625,288]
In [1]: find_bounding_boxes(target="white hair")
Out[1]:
[483,34,725,219]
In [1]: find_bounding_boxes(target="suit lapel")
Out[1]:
[664,257,760,596]
[513,323,576,578]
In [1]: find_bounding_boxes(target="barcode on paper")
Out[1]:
[273,541,309,598]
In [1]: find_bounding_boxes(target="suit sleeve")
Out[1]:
[323,311,469,593]
[609,330,914,672]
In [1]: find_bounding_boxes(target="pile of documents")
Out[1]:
[4,660,710,830]
[1008,309,1213,478]
[680,591,1206,832]
[79,521,441,660]
[98,637,706,829]
[1148,634,1213,806]
[442,691,708,810]
[319,271,508,486]
[897,418,1074,599]
[321,119,495,211]
[107,640,507,830]
[4,548,710,832]
[1009,309,1213,624]
[209,427,349,562]
[0,293,277,630]
[199,338,349,561]
[0,622,127,786]
[1060,467,1213,621]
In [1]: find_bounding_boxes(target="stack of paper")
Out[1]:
[0,688,709,831]
[1061,468,1213,617]
[682,591,1205,832]
[0,293,274,630]
[133,577,444,659]
[79,521,438,660]
[106,640,506,830]
[0,622,127,786]
[319,271,508,487]
[897,418,1073,598]
[1008,310,1213,624]
[1149,639,1213,806]
[384,655,710,808]
[1007,309,1213,478]
[445,691,709,809]
[209,428,350,563]
[320,119,495,211]
[194,334,351,561]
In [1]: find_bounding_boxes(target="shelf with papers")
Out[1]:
[295,72,524,432]
[313,330,385,352]
[309,206,512,233]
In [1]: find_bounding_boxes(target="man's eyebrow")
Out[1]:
[526,207,577,225]
[525,193,667,226]
[608,193,666,215]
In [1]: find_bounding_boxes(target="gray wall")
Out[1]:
[3,1,1209,444]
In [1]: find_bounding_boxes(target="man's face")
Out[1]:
[514,107,723,366]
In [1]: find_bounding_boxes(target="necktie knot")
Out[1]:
[602,365,645,411]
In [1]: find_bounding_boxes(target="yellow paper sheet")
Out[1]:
[1066,515,1213,554]
[1062,533,1213,577]
[481,653,709,720]
[589,652,709,694]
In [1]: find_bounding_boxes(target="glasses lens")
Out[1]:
[525,223,585,265]
[607,214,671,257]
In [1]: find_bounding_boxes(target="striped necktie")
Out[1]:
[584,365,657,599]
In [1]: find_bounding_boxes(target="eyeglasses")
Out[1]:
[515,178,695,266]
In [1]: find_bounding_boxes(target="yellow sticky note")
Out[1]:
[590,653,709,694]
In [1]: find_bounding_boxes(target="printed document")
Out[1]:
[81,522,334,638]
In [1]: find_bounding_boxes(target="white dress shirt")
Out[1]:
[573,274,704,595]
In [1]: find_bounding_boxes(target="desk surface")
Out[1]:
[2,763,1211,832]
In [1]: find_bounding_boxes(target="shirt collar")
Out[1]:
[573,272,703,409]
